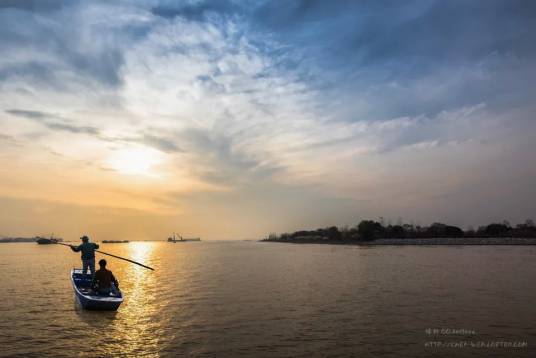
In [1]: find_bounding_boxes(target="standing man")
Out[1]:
[70,235,99,276]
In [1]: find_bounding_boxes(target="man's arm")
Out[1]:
[93,243,100,249]
[70,244,81,252]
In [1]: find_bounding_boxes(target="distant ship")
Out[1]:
[36,235,63,245]
[167,233,201,243]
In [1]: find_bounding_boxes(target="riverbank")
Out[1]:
[263,219,536,245]
[263,237,536,245]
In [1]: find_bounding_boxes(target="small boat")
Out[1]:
[70,269,123,311]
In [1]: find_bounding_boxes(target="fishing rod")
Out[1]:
[55,242,155,271]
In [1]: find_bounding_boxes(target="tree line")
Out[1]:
[263,219,536,242]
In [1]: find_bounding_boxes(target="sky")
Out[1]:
[0,0,535,240]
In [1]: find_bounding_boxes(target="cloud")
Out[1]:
[177,126,280,185]
[252,0,536,120]
[0,2,152,92]
[150,1,240,21]
[45,122,100,135]
[0,0,65,12]
[139,134,184,153]
[254,0,536,67]
[6,109,101,135]
[0,133,20,146]
[5,109,48,120]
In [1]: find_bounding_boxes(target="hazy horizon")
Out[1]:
[1,1,536,240]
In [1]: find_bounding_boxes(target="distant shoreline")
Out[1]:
[262,237,536,246]
[0,237,62,243]
[0,239,173,243]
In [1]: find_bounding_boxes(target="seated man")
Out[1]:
[92,259,119,296]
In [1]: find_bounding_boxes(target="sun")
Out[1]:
[107,147,163,176]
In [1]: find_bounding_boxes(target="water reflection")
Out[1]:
[74,301,118,328]
[105,242,160,356]
[129,241,154,264]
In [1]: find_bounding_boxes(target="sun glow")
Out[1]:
[107,147,163,176]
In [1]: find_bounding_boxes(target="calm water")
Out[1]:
[0,242,534,357]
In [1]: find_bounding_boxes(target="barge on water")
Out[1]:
[167,233,201,243]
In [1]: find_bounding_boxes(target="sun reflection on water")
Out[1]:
[129,242,154,268]
[106,242,160,356]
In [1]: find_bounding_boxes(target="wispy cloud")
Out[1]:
[5,109,48,120]
[138,135,184,153]
[6,109,101,135]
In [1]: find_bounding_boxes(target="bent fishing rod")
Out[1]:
[55,242,155,271]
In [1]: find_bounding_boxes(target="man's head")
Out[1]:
[80,235,89,243]
[99,259,107,268]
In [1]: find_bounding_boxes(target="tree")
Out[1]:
[357,220,384,241]
[386,225,405,238]
[325,226,341,240]
[444,225,463,237]
[482,223,511,237]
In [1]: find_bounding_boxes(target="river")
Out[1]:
[0,241,534,357]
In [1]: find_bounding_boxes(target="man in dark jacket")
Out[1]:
[92,259,119,296]
[70,235,99,275]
